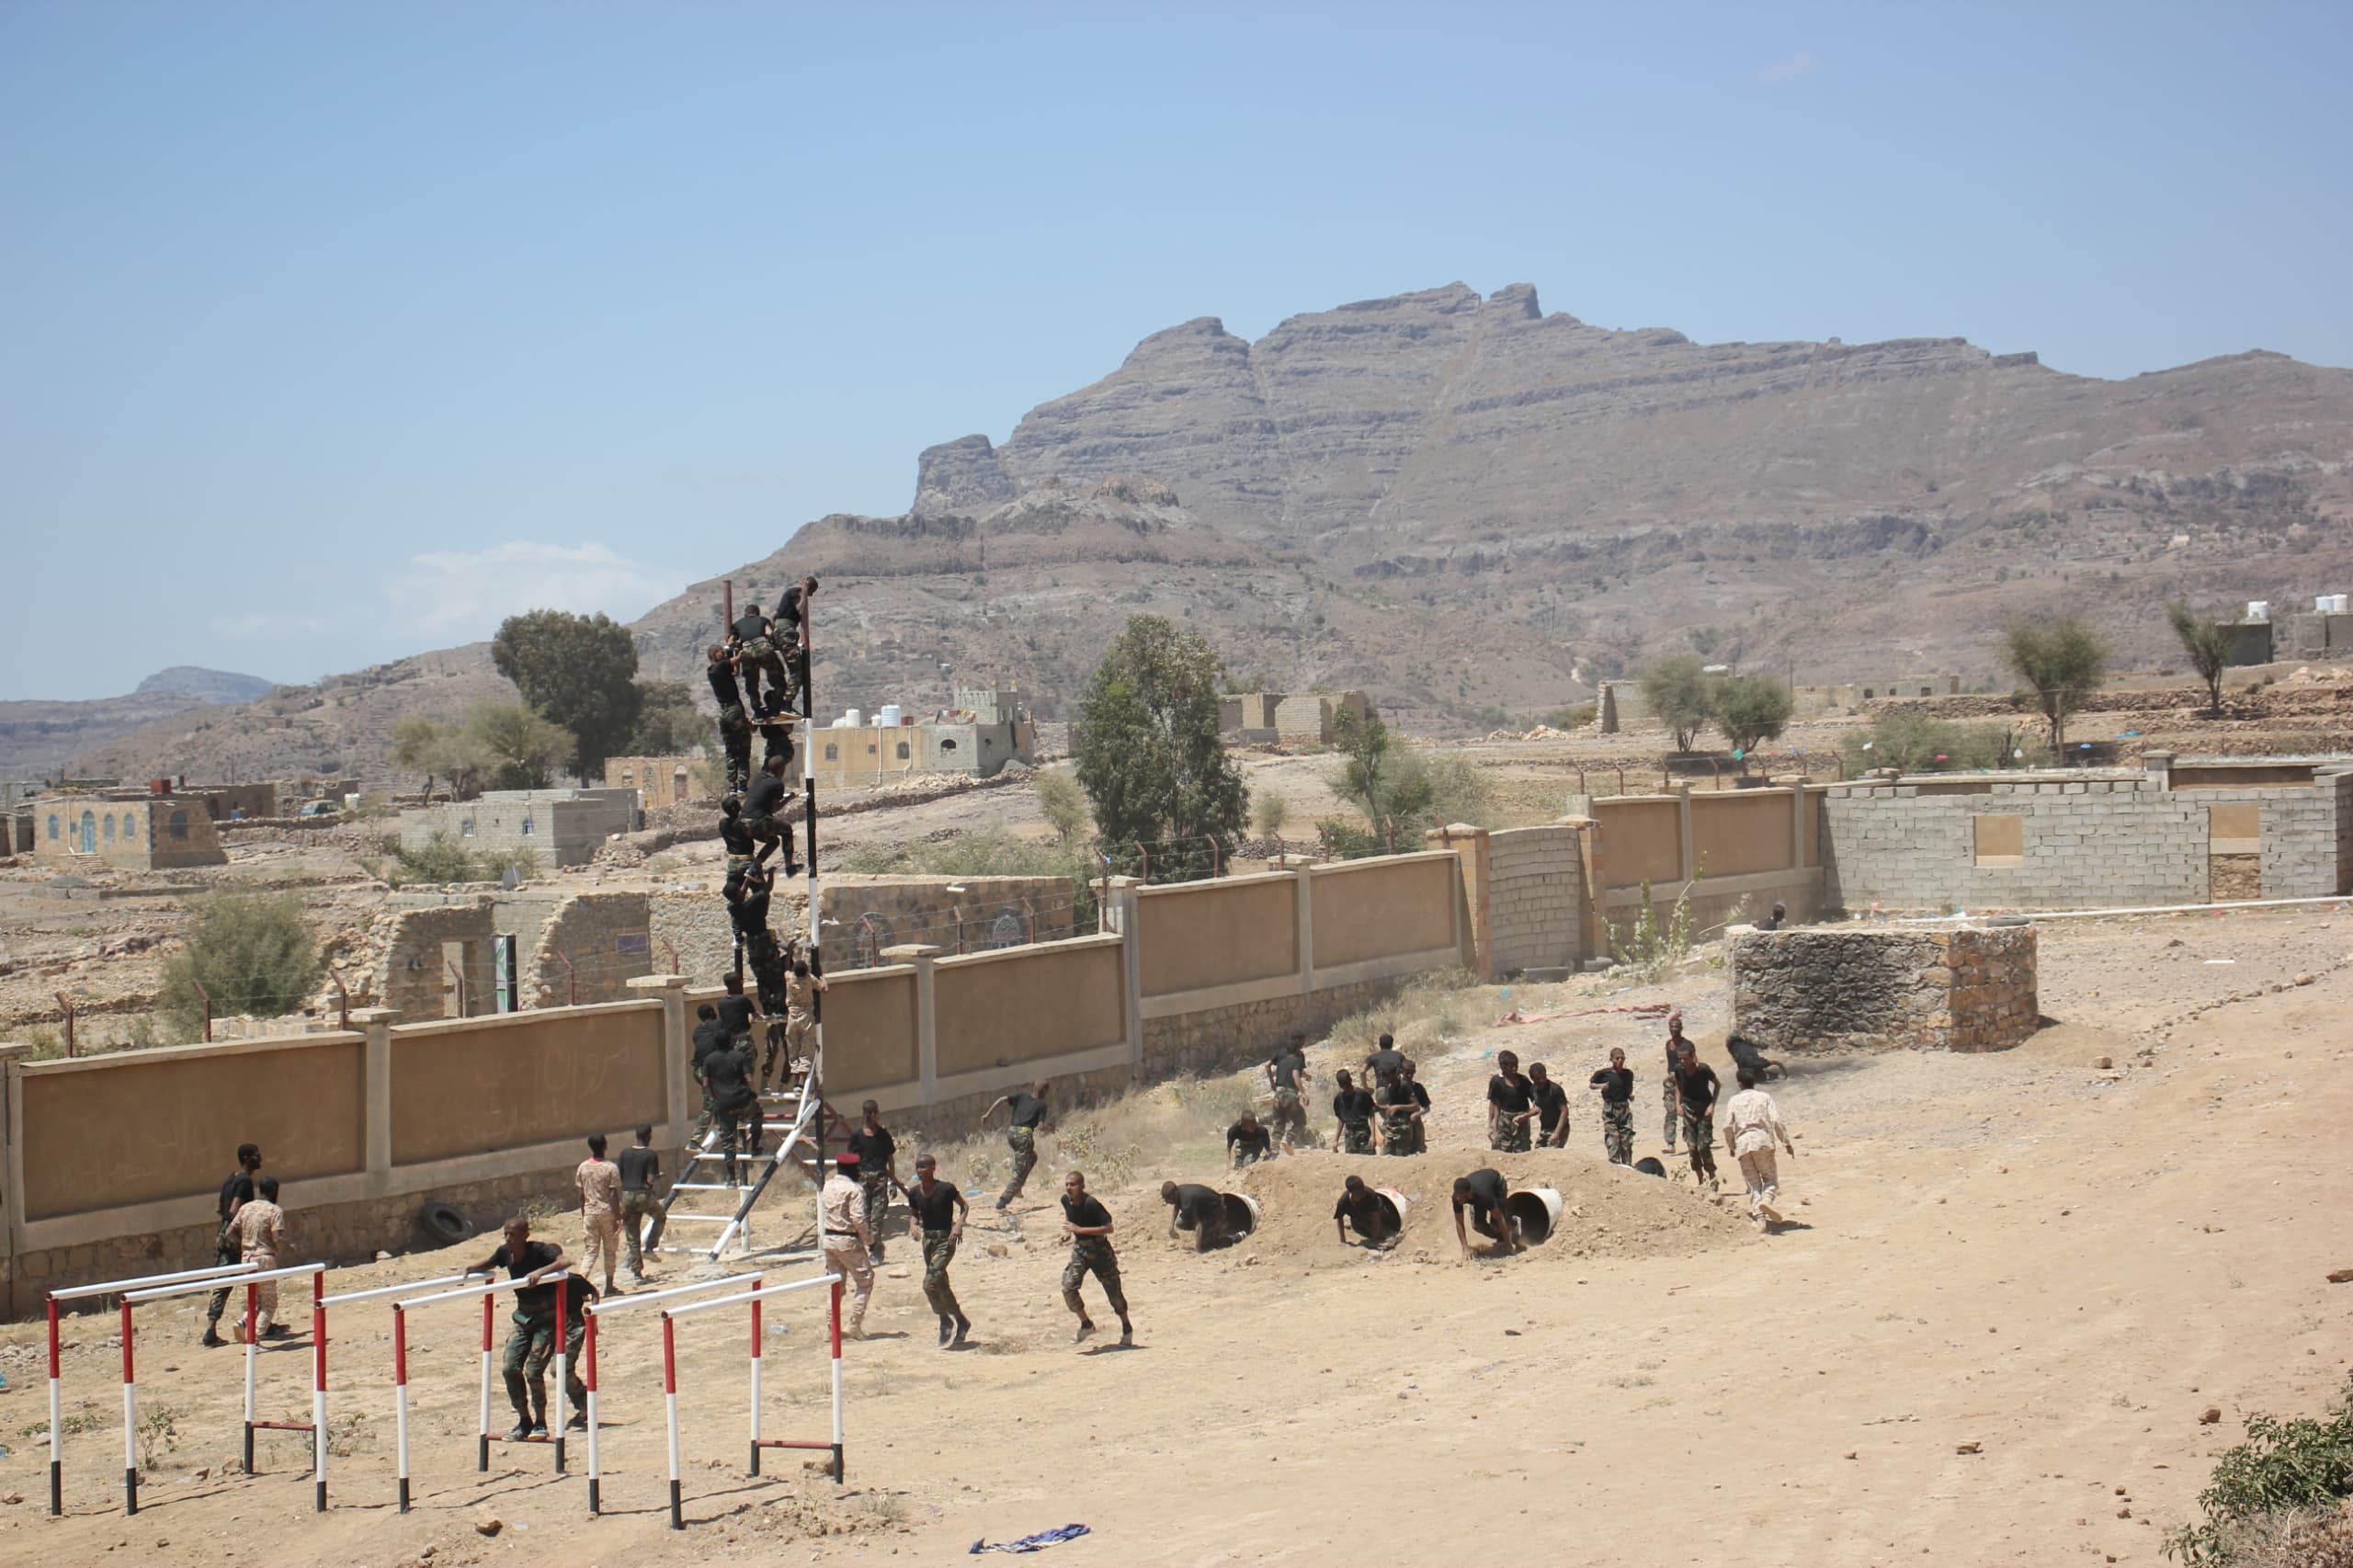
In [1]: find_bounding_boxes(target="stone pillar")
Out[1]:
[1427,824,1493,979]
[626,974,692,1146]
[1275,856,1316,993]
[0,1041,28,1310]
[1789,786,1809,875]
[2143,751,2175,790]
[1676,784,1696,884]
[350,1007,397,1189]
[882,946,942,1104]
[1099,879,1144,1065]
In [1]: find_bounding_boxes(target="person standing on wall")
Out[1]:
[1720,1067,1797,1229]
[1487,1050,1538,1153]
[1671,1040,1722,1191]
[1590,1047,1637,1166]
[617,1124,663,1281]
[202,1142,263,1347]
[1059,1171,1132,1347]
[845,1100,899,1263]
[575,1134,622,1297]
[982,1080,1051,1210]
[899,1153,971,1347]
[820,1153,877,1340]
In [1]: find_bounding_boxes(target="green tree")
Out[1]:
[461,699,575,790]
[2001,615,2109,754]
[490,609,642,780]
[157,891,324,1040]
[1712,672,1795,756]
[625,680,706,756]
[1034,767,1091,843]
[1072,615,1249,881]
[2166,600,2234,718]
[1638,654,1716,751]
[388,715,489,801]
[1255,787,1290,840]
[1334,705,1434,852]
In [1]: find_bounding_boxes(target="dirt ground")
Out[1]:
[4,906,2350,1564]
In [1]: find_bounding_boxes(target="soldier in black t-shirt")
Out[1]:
[616,1124,663,1280]
[1226,1112,1274,1168]
[1329,1070,1376,1154]
[730,603,790,719]
[983,1080,1052,1209]
[1363,1031,1410,1085]
[1059,1172,1131,1346]
[472,1217,586,1439]
[1398,1062,1432,1153]
[1375,1070,1423,1156]
[741,756,800,873]
[1590,1047,1637,1166]
[1529,1062,1571,1149]
[898,1153,971,1346]
[1671,1042,1722,1189]
[1264,1035,1311,1150]
[202,1142,264,1346]
[699,1037,762,1185]
[1334,1175,1398,1249]
[1451,1167,1520,1260]
[1487,1051,1538,1153]
[845,1101,898,1262]
[1159,1180,1232,1253]
[708,645,752,794]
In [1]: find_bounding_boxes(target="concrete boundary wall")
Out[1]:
[1,848,1475,1315]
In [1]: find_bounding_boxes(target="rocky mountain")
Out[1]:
[63,280,2353,779]
[134,666,278,705]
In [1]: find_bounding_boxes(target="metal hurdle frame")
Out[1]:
[656,1272,844,1529]
[577,1271,764,1517]
[390,1273,574,1512]
[117,1262,328,1516]
[232,1269,324,1501]
[43,1262,256,1517]
[309,1272,479,1510]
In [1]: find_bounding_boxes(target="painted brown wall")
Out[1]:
[2207,802,2262,846]
[390,1003,665,1165]
[1136,874,1297,996]
[20,1034,367,1222]
[2170,764,2316,789]
[1310,855,1456,969]
[1597,798,1682,886]
[1691,791,1795,877]
[822,966,919,1098]
[932,937,1125,1078]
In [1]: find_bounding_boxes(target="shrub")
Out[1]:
[1255,788,1290,840]
[385,830,539,887]
[836,824,1099,934]
[1841,714,2044,775]
[1033,768,1091,843]
[2167,1374,2353,1563]
[158,892,324,1040]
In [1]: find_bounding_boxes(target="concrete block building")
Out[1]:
[398,788,640,869]
[30,792,228,870]
[603,754,704,808]
[807,685,1037,790]
[1218,690,1369,746]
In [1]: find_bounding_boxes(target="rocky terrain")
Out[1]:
[52,280,2353,778]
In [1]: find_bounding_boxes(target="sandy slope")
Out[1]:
[3,909,2349,1567]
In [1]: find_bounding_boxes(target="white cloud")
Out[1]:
[211,609,337,639]
[386,540,681,639]
[1756,50,1819,82]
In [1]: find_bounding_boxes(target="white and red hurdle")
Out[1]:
[578,1270,764,1515]
[389,1271,583,1509]
[656,1273,845,1529]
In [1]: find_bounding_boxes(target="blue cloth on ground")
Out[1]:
[969,1523,1090,1553]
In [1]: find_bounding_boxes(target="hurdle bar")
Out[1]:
[657,1272,844,1528]
[312,1272,479,1511]
[234,1270,327,1506]
[578,1271,763,1516]
[119,1262,327,1517]
[391,1273,574,1511]
[44,1262,256,1517]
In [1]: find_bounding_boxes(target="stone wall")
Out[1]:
[399,789,639,869]
[1821,776,2207,911]
[1731,925,2039,1052]
[368,899,498,1017]
[1484,824,1586,975]
[529,892,654,1006]
[647,874,1075,987]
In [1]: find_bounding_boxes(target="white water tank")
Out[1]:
[841,708,862,728]
[2331,595,2350,614]
[878,703,904,727]
[2245,600,2270,622]
[2319,597,2336,613]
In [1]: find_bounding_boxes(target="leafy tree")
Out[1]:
[157,891,324,1040]
[2001,615,2109,754]
[1334,705,1431,852]
[461,699,575,790]
[389,716,489,801]
[1417,751,1496,829]
[1712,672,1795,756]
[490,609,642,780]
[1034,767,1091,843]
[625,680,706,756]
[1072,615,1249,881]
[1638,654,1716,751]
[1255,788,1290,840]
[2167,600,2234,718]
[1840,713,2041,775]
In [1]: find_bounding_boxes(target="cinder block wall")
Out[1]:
[1484,825,1586,975]
[1821,778,2206,911]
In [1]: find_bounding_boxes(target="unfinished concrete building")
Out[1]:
[29,791,229,870]
[1219,690,1369,746]
[398,788,641,869]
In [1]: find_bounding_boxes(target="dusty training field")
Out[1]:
[1,909,2348,1566]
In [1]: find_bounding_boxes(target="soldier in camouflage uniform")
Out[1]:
[1375,1071,1421,1156]
[1487,1051,1537,1154]
[1329,1069,1375,1154]
[844,1100,898,1263]
[729,602,791,719]
[708,645,754,794]
[983,1081,1051,1210]
[1591,1046,1637,1166]
[1671,1040,1722,1189]
[899,1153,971,1346]
[1057,1171,1132,1346]
[470,1218,589,1439]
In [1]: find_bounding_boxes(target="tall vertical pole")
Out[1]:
[242,1282,258,1476]
[827,1277,845,1484]
[119,1298,138,1515]
[393,1306,412,1513]
[476,1294,493,1472]
[311,1270,327,1511]
[47,1299,63,1516]
[584,1312,601,1516]
[801,585,824,1231]
[663,1314,684,1530]
[551,1276,570,1474]
[747,1295,765,1475]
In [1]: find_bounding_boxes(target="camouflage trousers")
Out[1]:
[502,1310,586,1418]
[1269,1089,1307,1144]
[738,641,791,714]
[1679,1108,1719,1180]
[204,1220,241,1324]
[919,1231,962,1321]
[1601,1101,1635,1166]
[1337,1119,1373,1155]
[998,1126,1037,1206]
[718,707,752,793]
[1061,1237,1127,1319]
[1379,1111,1418,1154]
[859,1172,893,1252]
[620,1189,658,1272]
[1491,1117,1532,1153]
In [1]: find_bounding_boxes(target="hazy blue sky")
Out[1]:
[5,1,2348,699]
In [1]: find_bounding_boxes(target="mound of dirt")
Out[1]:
[1217,1146,1754,1263]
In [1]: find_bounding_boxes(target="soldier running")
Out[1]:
[1590,1047,1636,1166]
[1487,1050,1538,1153]
[1671,1040,1722,1190]
[1720,1067,1796,1228]
[1265,1033,1311,1151]
[616,1124,662,1281]
[982,1079,1051,1210]
[472,1217,588,1439]
[1662,1009,1691,1152]
[1059,1171,1131,1346]
[899,1153,970,1346]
